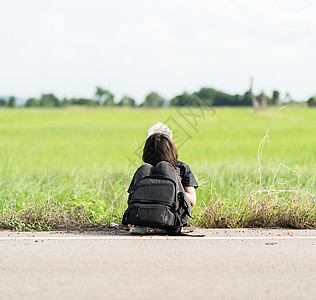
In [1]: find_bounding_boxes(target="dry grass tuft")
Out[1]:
[196,189,316,229]
[0,200,110,231]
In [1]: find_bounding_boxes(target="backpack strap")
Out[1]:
[178,192,193,219]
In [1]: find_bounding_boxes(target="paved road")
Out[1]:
[1,229,315,300]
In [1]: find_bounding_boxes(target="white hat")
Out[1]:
[147,122,172,140]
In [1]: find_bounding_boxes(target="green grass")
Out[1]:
[0,106,315,230]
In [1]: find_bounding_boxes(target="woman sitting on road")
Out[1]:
[127,123,198,235]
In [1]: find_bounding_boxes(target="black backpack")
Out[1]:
[122,174,192,232]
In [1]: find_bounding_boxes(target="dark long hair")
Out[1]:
[142,133,178,167]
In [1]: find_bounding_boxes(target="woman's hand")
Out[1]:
[184,186,196,206]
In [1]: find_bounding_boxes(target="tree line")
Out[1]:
[0,86,314,108]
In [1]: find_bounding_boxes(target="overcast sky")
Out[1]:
[1,0,315,102]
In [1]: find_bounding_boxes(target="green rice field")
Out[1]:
[0,106,315,230]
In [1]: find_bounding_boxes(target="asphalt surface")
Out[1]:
[1,228,316,300]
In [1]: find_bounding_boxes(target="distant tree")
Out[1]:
[197,88,216,106]
[118,96,136,107]
[39,94,60,107]
[143,92,165,107]
[95,86,115,106]
[70,98,99,106]
[0,98,6,106]
[270,90,280,105]
[61,97,69,107]
[189,92,205,106]
[7,96,16,107]
[241,91,252,106]
[307,96,316,107]
[95,86,106,104]
[25,98,39,107]
[231,94,244,106]
[170,92,190,106]
[213,91,235,106]
[195,88,247,106]
[103,90,115,106]
[169,94,180,106]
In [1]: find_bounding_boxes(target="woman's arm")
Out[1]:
[184,186,196,206]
